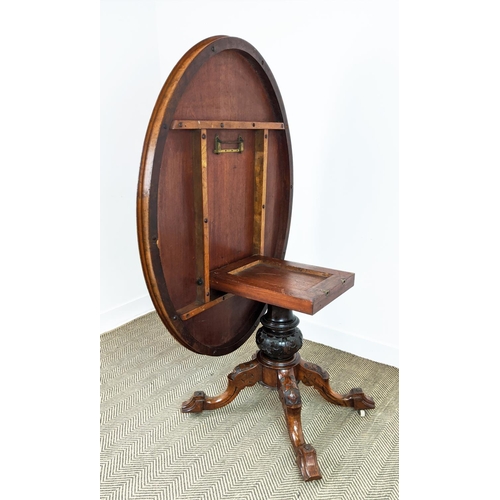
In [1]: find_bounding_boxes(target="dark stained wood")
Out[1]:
[256,305,303,361]
[210,255,355,314]
[137,36,293,355]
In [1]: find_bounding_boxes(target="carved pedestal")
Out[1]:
[182,306,375,481]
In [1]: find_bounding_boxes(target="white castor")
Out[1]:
[358,409,366,417]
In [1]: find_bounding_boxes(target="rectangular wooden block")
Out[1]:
[210,255,354,315]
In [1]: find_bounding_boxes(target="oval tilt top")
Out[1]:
[137,36,294,356]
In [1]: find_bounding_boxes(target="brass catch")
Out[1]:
[213,135,244,154]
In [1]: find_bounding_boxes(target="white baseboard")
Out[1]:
[100,295,155,334]
[298,316,399,368]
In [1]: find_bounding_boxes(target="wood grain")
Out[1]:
[137,36,293,355]
[210,256,355,315]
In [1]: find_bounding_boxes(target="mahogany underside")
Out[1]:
[137,36,293,355]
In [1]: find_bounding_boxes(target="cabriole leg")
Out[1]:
[181,358,262,413]
[277,368,322,481]
[297,359,375,411]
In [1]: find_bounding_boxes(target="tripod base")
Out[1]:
[181,350,374,481]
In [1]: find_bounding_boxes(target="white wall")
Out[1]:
[100,0,160,329]
[101,0,399,367]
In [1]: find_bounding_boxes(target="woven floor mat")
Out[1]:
[100,312,399,500]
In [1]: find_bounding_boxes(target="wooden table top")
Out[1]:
[137,36,293,356]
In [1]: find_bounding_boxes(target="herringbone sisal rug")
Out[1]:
[100,312,399,500]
